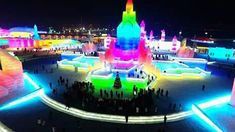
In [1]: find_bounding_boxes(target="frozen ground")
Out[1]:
[27,62,233,113]
[0,77,39,105]
[203,103,235,132]
[0,57,234,131]
[0,98,210,132]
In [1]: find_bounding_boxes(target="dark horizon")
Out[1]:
[1,0,235,38]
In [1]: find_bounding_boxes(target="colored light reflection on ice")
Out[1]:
[0,89,43,110]
[198,95,230,109]
[0,73,42,110]
[230,78,235,106]
[192,104,223,132]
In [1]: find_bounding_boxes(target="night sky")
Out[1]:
[0,0,235,37]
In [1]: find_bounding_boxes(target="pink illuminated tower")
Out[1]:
[140,20,147,40]
[230,78,235,106]
[161,30,165,41]
[149,30,154,41]
[172,36,178,51]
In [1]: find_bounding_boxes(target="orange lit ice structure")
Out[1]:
[177,47,195,58]
[0,49,23,98]
[177,39,195,58]
[82,42,97,53]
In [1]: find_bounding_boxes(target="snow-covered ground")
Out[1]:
[1,56,234,131]
[203,104,235,132]
[24,58,233,113]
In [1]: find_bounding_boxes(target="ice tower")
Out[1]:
[149,30,154,41]
[115,0,141,60]
[91,0,153,90]
[161,30,165,41]
[103,0,152,64]
[140,20,147,40]
[33,24,40,40]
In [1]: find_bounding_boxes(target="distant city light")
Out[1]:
[191,39,214,44]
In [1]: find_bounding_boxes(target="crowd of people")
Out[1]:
[152,54,169,60]
[14,48,60,57]
[56,78,182,117]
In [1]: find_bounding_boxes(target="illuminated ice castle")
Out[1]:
[89,0,153,90]
[103,0,152,64]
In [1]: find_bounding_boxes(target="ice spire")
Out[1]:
[126,0,133,12]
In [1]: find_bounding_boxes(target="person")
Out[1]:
[65,83,68,89]
[52,89,56,95]
[136,107,139,113]
[58,79,60,85]
[52,126,56,132]
[67,101,71,110]
[117,93,120,99]
[134,90,137,96]
[49,82,52,89]
[110,90,113,98]
[155,106,158,113]
[37,118,41,125]
[133,85,136,94]
[165,90,169,97]
[164,115,167,124]
[161,89,164,96]
[125,114,128,123]
[66,78,69,84]
[100,89,103,97]
[202,84,205,91]
[179,104,182,111]
[42,120,46,126]
[157,88,160,95]
[60,76,62,81]
[145,107,148,113]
